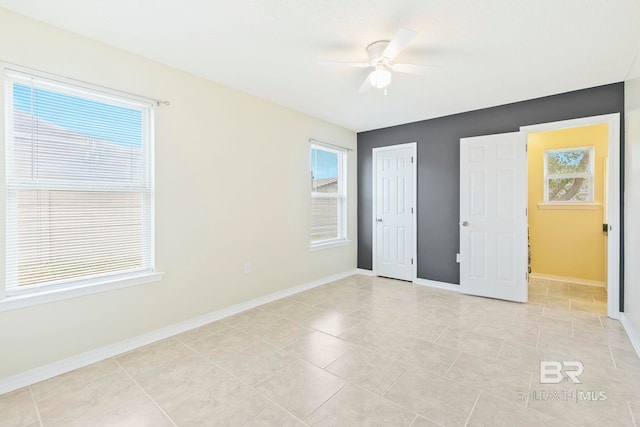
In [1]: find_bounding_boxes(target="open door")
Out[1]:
[459,132,528,302]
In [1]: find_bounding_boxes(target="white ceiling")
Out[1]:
[1,0,639,132]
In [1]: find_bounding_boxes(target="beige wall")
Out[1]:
[0,9,357,379]
[625,55,640,338]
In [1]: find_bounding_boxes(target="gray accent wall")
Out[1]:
[357,83,625,291]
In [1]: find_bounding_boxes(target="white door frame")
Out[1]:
[372,142,418,280]
[520,113,621,319]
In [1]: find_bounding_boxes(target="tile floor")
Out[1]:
[2,275,639,426]
[528,278,608,314]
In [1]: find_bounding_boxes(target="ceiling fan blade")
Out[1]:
[319,61,371,68]
[392,63,431,75]
[359,72,374,92]
[383,28,417,59]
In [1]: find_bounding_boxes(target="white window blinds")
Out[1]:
[310,143,346,244]
[544,147,594,203]
[4,69,154,293]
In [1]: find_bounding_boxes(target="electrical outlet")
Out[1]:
[243,262,251,274]
[456,253,460,263]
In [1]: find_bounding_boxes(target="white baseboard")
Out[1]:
[529,273,605,288]
[413,277,460,292]
[355,270,460,292]
[0,269,358,395]
[619,313,640,359]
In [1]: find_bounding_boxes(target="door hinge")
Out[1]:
[411,156,414,164]
[525,143,528,152]
[411,207,414,214]
[525,208,528,216]
[411,258,414,265]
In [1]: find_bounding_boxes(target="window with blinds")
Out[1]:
[4,69,154,294]
[544,146,594,203]
[310,143,346,246]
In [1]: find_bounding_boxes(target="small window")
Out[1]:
[310,143,346,246]
[4,68,154,296]
[544,146,594,203]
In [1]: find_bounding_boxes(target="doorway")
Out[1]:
[526,124,609,314]
[459,113,620,318]
[522,114,620,318]
[372,143,417,281]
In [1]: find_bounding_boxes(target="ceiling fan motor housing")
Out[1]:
[367,40,391,66]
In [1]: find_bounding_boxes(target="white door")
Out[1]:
[373,143,416,281]
[459,132,528,302]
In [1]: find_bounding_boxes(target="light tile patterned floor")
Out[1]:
[2,275,639,426]
[528,278,608,314]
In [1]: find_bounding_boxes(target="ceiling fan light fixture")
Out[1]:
[370,68,392,89]
[323,28,421,93]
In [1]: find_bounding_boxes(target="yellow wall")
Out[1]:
[528,124,608,282]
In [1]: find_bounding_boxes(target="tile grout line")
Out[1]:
[432,326,449,343]
[462,391,482,427]
[495,388,575,426]
[379,364,410,397]
[376,373,440,426]
[112,357,179,427]
[599,313,605,328]
[339,325,459,376]
[302,380,350,423]
[629,400,638,427]
[443,351,463,377]
[527,400,582,426]
[240,410,266,427]
[184,343,310,426]
[608,344,618,369]
[323,345,355,372]
[372,362,482,425]
[524,372,534,409]
[494,338,507,361]
[28,386,44,427]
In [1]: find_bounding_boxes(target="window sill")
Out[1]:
[0,272,164,313]
[310,239,351,251]
[537,203,600,210]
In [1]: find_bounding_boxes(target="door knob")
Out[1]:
[376,218,383,222]
[460,221,469,227]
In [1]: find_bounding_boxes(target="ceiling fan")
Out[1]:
[320,28,429,93]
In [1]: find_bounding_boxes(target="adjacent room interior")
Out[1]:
[528,124,609,313]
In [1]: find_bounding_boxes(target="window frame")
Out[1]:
[543,146,595,204]
[1,64,161,308]
[310,142,347,249]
